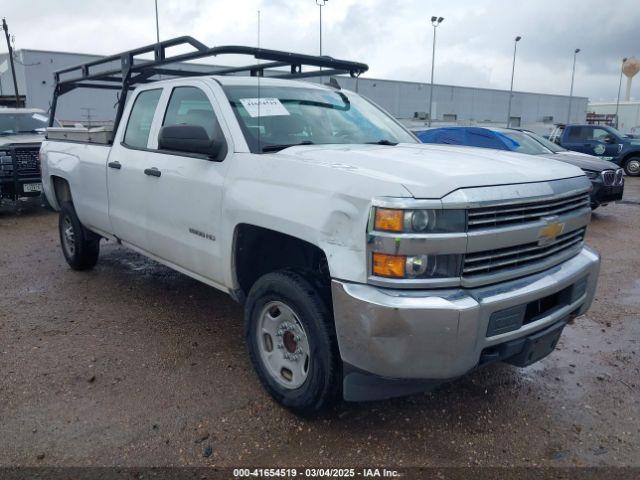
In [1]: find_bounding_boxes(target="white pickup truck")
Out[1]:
[41,39,600,413]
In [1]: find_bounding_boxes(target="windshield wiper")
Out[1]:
[366,139,398,146]
[262,140,314,152]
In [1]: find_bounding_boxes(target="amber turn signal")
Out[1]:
[374,208,404,232]
[372,253,406,278]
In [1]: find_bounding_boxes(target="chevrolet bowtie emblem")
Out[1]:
[538,220,565,245]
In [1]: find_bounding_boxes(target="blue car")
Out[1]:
[415,126,624,209]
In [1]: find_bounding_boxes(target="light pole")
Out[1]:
[567,48,580,124]
[154,0,160,43]
[316,0,327,83]
[506,36,522,127]
[316,0,328,56]
[2,18,20,107]
[615,57,628,129]
[427,16,444,127]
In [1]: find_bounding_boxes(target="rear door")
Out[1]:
[107,87,164,248]
[560,126,591,153]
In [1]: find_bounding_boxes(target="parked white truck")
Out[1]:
[41,38,600,413]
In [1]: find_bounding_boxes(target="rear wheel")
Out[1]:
[245,270,340,414]
[624,156,640,176]
[59,201,100,270]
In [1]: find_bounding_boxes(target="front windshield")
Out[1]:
[0,112,51,135]
[603,125,625,138]
[223,85,417,153]
[498,130,553,155]
[523,130,566,153]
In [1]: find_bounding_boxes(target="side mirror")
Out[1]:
[158,124,221,158]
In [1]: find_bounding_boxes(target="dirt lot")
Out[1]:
[1,179,639,469]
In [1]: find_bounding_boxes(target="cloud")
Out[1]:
[2,0,638,100]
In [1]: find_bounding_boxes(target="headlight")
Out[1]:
[372,252,463,279]
[0,151,12,176]
[374,207,466,233]
[583,170,599,179]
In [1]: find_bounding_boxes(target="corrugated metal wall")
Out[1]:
[336,76,587,125]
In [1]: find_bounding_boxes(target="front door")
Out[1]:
[138,82,231,286]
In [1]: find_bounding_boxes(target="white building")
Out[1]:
[588,101,640,134]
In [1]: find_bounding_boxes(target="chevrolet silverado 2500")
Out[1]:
[40,38,600,413]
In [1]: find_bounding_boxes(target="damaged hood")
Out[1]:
[279,143,585,199]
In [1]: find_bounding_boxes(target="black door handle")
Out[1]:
[144,167,161,177]
[108,161,121,169]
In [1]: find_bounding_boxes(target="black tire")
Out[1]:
[244,270,340,414]
[623,156,640,177]
[58,201,100,270]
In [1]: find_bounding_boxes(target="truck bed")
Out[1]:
[41,139,113,235]
[47,127,113,145]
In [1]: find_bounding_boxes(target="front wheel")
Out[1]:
[59,201,100,270]
[245,270,340,414]
[624,156,640,177]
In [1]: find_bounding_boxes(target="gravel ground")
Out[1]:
[1,179,639,468]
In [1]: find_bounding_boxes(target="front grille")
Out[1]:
[602,170,615,186]
[615,169,624,185]
[463,228,585,277]
[14,148,40,175]
[467,192,590,230]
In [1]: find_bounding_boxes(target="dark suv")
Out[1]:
[549,124,640,176]
[0,108,57,203]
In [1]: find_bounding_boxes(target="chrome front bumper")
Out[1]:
[332,246,600,386]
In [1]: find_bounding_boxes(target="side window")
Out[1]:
[567,126,588,141]
[123,89,162,148]
[591,128,610,141]
[162,86,222,140]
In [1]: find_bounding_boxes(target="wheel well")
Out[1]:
[234,224,330,301]
[51,176,72,206]
[621,152,640,164]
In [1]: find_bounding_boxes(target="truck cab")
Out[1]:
[549,123,640,176]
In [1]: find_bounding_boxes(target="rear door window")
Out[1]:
[567,126,589,141]
[123,89,162,148]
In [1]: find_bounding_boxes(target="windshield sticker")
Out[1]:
[32,113,48,122]
[239,98,290,118]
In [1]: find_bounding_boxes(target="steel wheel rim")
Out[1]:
[256,300,310,389]
[627,160,640,175]
[62,215,75,257]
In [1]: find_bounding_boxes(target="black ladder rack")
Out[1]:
[49,35,369,135]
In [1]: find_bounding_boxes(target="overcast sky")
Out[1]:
[3,0,638,101]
